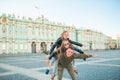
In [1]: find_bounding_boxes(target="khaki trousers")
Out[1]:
[58,63,77,80]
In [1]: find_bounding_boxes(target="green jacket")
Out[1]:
[58,52,92,67]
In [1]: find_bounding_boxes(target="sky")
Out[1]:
[0,0,120,39]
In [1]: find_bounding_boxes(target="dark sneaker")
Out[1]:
[45,69,50,75]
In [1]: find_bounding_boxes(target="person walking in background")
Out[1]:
[38,42,49,58]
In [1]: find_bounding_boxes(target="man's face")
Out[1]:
[63,32,68,39]
[66,48,74,57]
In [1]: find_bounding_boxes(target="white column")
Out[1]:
[0,42,2,54]
[0,24,2,54]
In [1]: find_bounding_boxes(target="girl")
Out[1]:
[49,31,85,55]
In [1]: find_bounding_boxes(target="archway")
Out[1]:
[31,42,36,53]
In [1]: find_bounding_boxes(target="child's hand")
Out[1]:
[46,60,50,65]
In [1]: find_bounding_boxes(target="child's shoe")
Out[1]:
[45,69,50,75]
[74,68,78,75]
[51,73,55,80]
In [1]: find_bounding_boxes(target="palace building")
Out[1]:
[0,13,110,54]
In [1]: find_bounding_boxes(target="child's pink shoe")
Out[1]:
[51,73,55,80]
[74,68,78,75]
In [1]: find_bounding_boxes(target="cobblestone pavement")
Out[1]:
[0,50,120,80]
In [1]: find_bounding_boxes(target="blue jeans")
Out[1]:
[50,57,56,63]
[51,57,58,74]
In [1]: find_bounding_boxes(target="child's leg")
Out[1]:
[49,57,56,69]
[50,57,56,64]
[52,60,58,74]
[45,57,56,74]
[51,60,58,79]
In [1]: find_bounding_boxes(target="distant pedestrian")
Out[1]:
[38,42,49,58]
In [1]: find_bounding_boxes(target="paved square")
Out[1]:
[0,50,120,80]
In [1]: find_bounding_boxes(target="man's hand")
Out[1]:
[92,54,98,58]
[84,53,90,56]
[84,53,98,58]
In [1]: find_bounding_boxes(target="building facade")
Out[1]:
[0,13,110,54]
[76,29,109,50]
[116,34,120,49]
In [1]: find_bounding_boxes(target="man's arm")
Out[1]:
[68,38,83,47]
[73,53,93,59]
[73,46,86,61]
